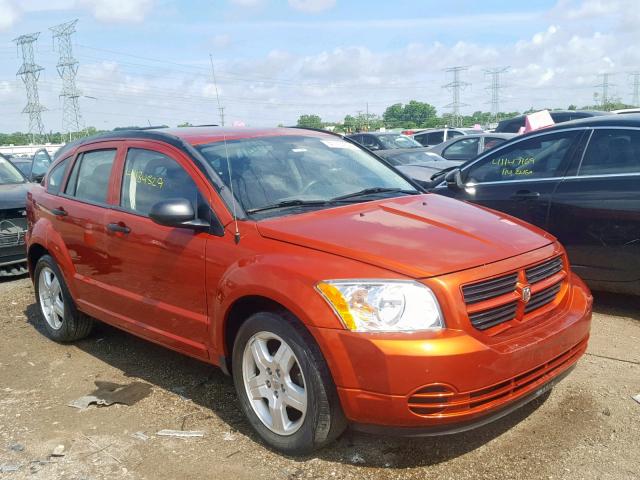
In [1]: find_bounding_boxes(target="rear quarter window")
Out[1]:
[46,159,69,195]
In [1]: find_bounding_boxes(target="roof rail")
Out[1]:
[112,125,169,131]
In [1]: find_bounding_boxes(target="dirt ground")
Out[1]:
[0,276,638,480]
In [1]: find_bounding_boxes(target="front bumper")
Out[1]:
[310,272,592,430]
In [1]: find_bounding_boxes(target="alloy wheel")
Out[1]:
[38,266,65,330]
[242,331,307,435]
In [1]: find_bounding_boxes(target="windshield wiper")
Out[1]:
[246,199,334,214]
[331,187,418,202]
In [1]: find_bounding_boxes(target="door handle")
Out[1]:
[107,222,131,234]
[510,190,540,200]
[51,207,67,217]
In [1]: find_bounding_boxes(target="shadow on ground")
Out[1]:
[592,290,640,322]
[24,302,549,469]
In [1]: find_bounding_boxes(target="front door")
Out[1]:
[435,129,585,230]
[102,142,212,359]
[549,128,640,285]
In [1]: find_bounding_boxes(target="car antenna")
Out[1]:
[210,52,240,244]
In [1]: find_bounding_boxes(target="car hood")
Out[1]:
[256,194,554,278]
[0,183,29,210]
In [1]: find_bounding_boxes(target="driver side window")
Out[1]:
[465,131,580,183]
[120,148,202,217]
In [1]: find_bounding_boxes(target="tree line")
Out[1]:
[296,99,635,132]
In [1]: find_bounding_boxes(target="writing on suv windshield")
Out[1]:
[196,135,417,217]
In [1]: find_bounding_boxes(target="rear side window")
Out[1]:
[65,149,116,204]
[120,148,200,216]
[426,131,444,144]
[47,159,69,195]
[579,129,640,176]
[465,131,580,183]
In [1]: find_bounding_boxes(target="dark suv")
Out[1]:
[0,154,30,276]
[433,114,640,295]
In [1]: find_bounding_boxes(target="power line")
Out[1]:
[594,73,615,109]
[442,66,470,127]
[50,19,84,141]
[630,72,640,107]
[13,32,47,143]
[484,67,509,122]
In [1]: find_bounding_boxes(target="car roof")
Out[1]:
[518,113,640,137]
[54,127,337,160]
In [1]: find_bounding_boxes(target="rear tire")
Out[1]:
[34,255,93,342]
[232,311,347,455]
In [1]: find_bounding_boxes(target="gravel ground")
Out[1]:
[0,275,638,480]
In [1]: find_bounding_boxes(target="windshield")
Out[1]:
[0,157,26,185]
[196,135,417,216]
[377,134,422,149]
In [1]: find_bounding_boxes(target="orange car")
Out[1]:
[25,127,592,454]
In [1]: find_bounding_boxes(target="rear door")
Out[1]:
[55,144,121,305]
[100,141,213,359]
[435,129,586,229]
[548,128,640,284]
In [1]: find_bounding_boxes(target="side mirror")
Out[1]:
[444,168,464,191]
[149,198,209,231]
[31,173,46,183]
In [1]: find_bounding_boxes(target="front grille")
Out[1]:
[469,302,517,330]
[461,255,567,334]
[525,282,562,313]
[526,256,563,283]
[462,273,518,304]
[0,217,27,248]
[0,230,25,247]
[407,337,587,418]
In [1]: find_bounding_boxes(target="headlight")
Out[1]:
[316,280,444,332]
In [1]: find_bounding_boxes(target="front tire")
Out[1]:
[34,255,93,342]
[232,311,346,454]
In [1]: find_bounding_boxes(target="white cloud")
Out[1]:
[229,0,265,7]
[212,34,232,49]
[0,0,20,31]
[288,0,336,13]
[78,0,154,23]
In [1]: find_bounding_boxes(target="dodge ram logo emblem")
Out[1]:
[522,286,531,303]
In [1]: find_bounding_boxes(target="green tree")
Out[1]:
[178,121,193,127]
[296,114,323,129]
[382,101,437,128]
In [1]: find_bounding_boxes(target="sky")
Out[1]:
[0,0,639,133]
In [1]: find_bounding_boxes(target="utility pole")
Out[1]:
[630,72,640,107]
[50,19,84,142]
[484,67,509,123]
[13,32,46,144]
[209,54,225,126]
[443,66,470,127]
[365,102,369,131]
[595,73,614,110]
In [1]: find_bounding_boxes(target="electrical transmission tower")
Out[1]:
[484,67,509,122]
[13,32,47,143]
[50,19,84,141]
[630,72,640,107]
[594,73,615,110]
[443,66,470,127]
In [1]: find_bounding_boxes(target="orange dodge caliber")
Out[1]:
[26,127,592,454]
